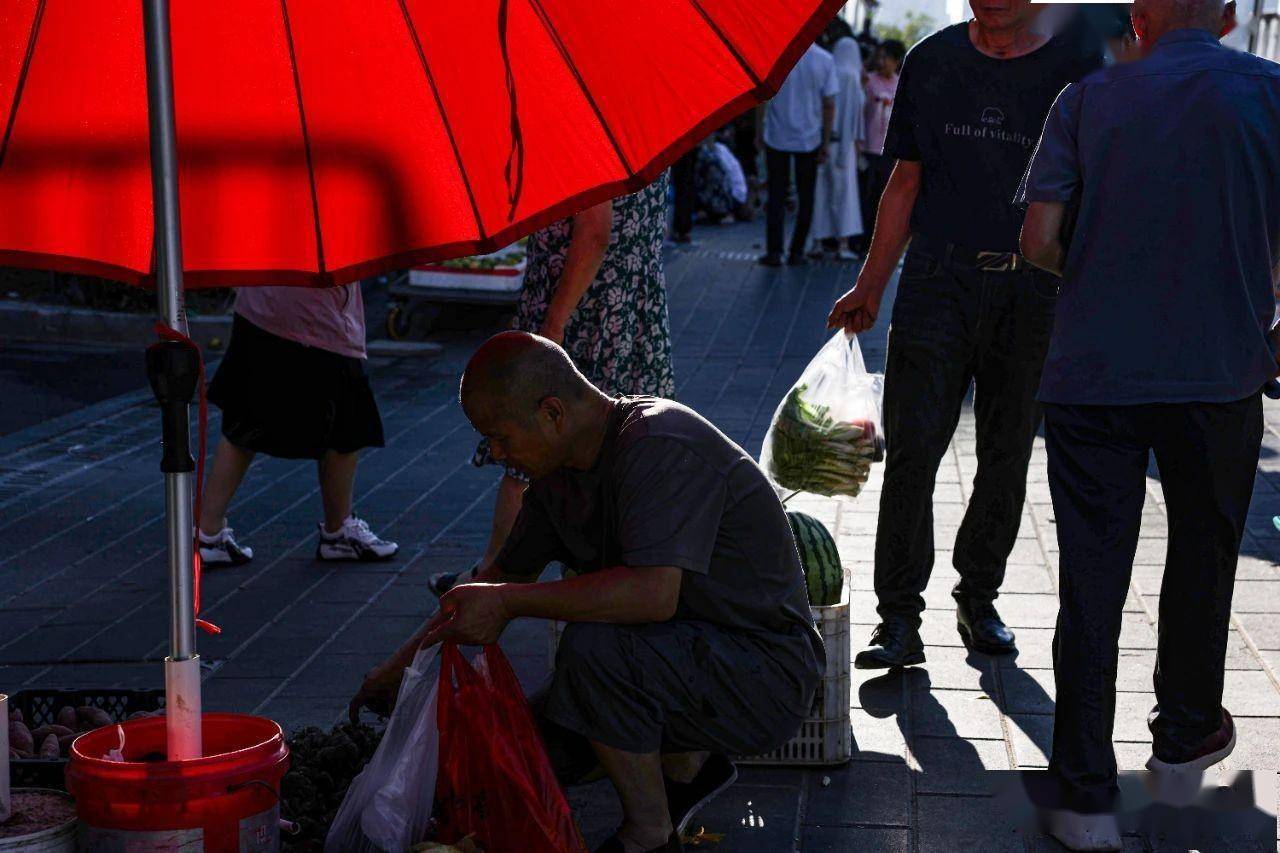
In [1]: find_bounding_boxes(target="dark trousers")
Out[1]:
[874,243,1059,625]
[855,152,892,251]
[765,145,818,258]
[1044,396,1262,812]
[731,114,759,179]
[672,150,697,238]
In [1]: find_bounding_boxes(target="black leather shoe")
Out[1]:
[853,619,925,670]
[758,253,783,267]
[956,599,1017,655]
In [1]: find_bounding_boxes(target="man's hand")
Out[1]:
[348,657,407,724]
[421,583,512,647]
[827,279,885,334]
[1019,201,1066,277]
[1267,323,1280,376]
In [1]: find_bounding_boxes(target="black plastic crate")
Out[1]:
[7,687,165,791]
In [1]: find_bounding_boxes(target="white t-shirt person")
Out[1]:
[764,44,840,153]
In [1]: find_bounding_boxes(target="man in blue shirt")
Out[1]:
[1019,0,1280,845]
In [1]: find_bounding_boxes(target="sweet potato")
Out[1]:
[39,733,59,759]
[58,733,78,756]
[9,720,33,754]
[126,710,161,721]
[56,706,77,730]
[31,724,74,743]
[76,706,113,731]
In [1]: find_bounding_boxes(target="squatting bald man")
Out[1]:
[351,331,824,853]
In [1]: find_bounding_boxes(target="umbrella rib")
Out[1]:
[279,0,327,275]
[0,0,47,173]
[525,0,633,177]
[683,0,764,90]
[395,0,488,242]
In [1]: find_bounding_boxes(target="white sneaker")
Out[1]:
[1145,708,1237,806]
[316,515,398,562]
[1047,809,1122,852]
[198,526,254,567]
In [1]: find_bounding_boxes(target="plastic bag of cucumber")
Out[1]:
[760,331,885,498]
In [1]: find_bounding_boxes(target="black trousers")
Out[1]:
[1044,396,1262,813]
[874,242,1059,625]
[765,145,818,258]
[855,152,892,251]
[731,113,759,179]
[672,149,697,238]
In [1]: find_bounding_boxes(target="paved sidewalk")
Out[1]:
[2,221,1278,850]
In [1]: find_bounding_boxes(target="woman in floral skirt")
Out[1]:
[431,173,676,594]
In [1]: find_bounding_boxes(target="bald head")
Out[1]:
[1132,0,1225,42]
[460,331,593,423]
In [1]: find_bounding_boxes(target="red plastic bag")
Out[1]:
[435,644,587,853]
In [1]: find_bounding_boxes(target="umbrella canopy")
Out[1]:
[0,0,843,288]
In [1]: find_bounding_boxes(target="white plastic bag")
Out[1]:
[326,646,441,853]
[759,330,885,499]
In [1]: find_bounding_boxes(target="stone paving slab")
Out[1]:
[2,221,1279,849]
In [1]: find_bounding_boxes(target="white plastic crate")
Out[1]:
[547,585,852,767]
[738,586,851,766]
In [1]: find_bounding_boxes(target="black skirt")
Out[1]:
[208,314,385,460]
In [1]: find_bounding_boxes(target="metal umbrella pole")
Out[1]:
[142,0,202,761]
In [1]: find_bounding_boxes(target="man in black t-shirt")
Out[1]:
[827,0,1101,670]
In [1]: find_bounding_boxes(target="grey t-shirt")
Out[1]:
[497,397,823,677]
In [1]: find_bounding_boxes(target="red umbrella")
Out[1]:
[0,0,842,287]
[0,0,842,760]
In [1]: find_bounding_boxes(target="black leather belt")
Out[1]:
[913,236,1029,273]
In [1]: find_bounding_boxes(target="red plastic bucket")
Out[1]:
[66,714,289,852]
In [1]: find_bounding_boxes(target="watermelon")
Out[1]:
[787,511,843,607]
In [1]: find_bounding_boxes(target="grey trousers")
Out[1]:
[535,620,817,784]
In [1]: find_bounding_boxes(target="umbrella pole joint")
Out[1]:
[145,343,198,476]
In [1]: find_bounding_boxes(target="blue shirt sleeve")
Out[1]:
[821,54,840,99]
[1017,83,1083,204]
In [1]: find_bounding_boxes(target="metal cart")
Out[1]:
[384,243,526,339]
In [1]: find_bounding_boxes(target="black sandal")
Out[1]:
[592,830,683,853]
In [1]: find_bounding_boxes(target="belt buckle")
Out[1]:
[976,251,1012,272]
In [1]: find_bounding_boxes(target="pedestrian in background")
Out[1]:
[827,0,1102,672]
[851,39,904,256]
[695,132,752,223]
[1019,0,1280,845]
[758,39,838,267]
[812,37,867,259]
[671,152,696,244]
[198,284,399,566]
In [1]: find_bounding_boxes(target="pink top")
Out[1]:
[862,72,900,156]
[233,283,367,359]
